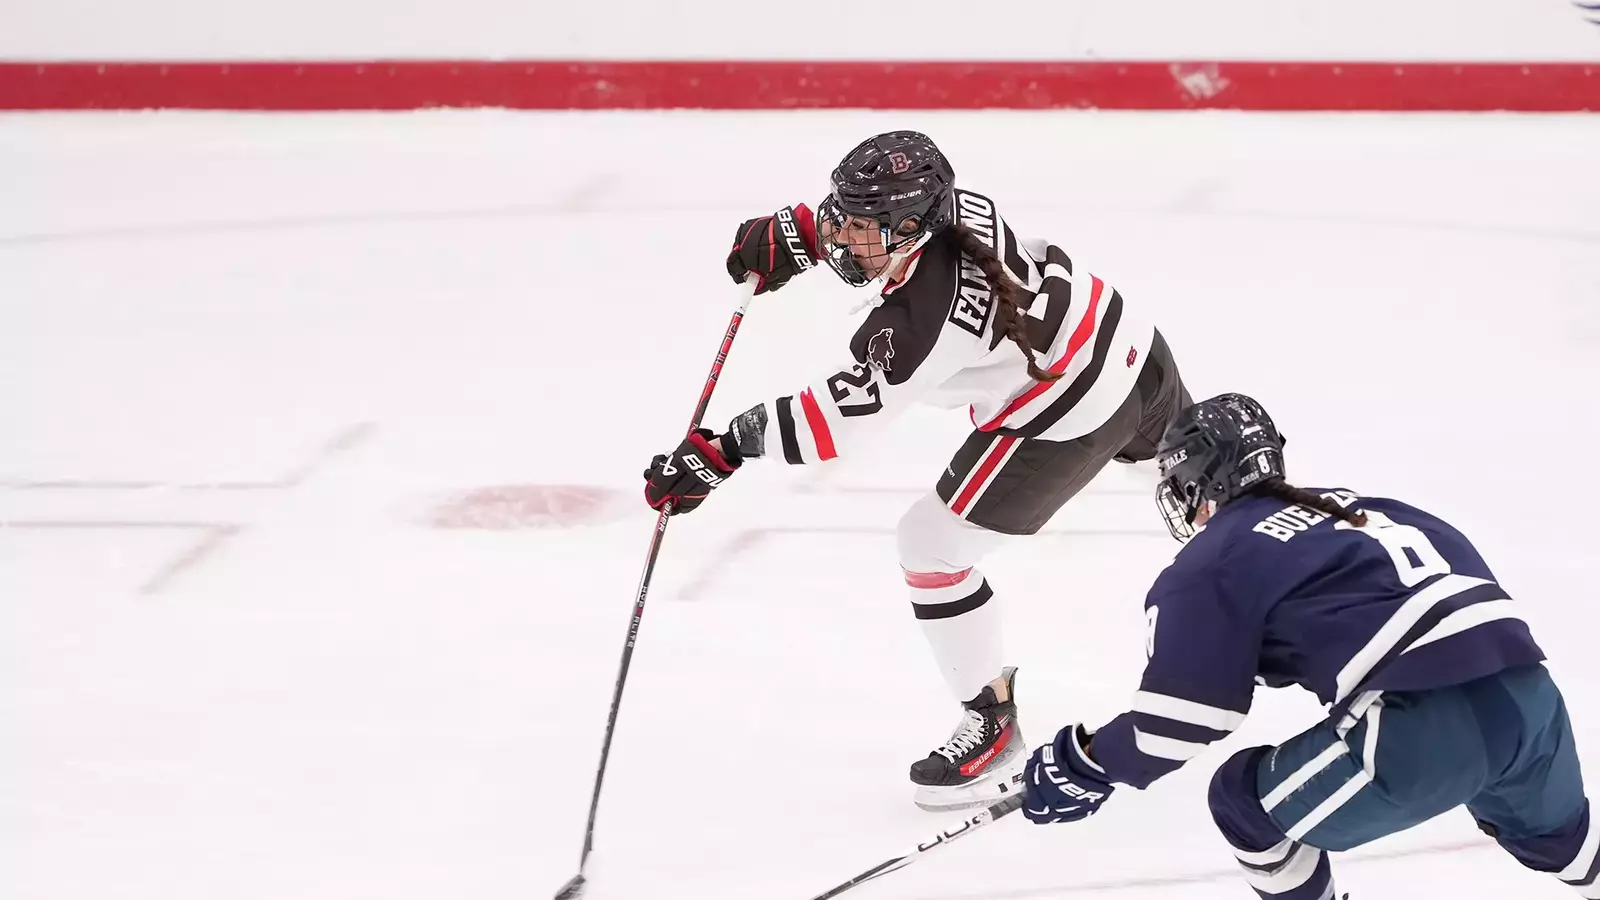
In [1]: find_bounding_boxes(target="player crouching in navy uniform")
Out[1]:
[1021,393,1594,900]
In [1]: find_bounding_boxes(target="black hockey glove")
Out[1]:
[642,429,742,514]
[726,204,818,295]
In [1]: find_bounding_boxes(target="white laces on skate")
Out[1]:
[933,710,990,763]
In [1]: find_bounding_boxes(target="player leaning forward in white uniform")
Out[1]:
[642,131,1192,811]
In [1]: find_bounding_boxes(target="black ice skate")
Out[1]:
[910,666,1024,812]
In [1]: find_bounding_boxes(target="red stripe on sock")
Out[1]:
[904,567,973,589]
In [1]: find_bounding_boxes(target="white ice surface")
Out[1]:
[3,109,1600,900]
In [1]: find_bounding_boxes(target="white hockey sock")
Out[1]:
[907,567,1004,703]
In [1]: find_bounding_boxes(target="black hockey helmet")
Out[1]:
[1154,393,1288,541]
[816,131,956,286]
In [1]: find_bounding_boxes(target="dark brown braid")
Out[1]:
[1252,479,1368,527]
[944,222,1060,384]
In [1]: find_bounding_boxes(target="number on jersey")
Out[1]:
[1336,509,1451,587]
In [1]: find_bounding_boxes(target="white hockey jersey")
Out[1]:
[732,189,1156,464]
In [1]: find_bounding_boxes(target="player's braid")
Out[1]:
[1254,480,1369,527]
[945,223,1061,384]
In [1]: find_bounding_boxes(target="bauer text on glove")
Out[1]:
[642,430,741,514]
[1023,724,1116,825]
[726,205,818,295]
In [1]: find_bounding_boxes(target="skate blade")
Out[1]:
[913,765,1025,813]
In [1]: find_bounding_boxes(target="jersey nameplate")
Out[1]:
[949,255,994,337]
[1252,490,1359,542]
[947,192,999,338]
[956,192,996,248]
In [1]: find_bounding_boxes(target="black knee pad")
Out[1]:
[1209,745,1287,853]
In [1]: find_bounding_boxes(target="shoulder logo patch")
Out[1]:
[866,328,896,373]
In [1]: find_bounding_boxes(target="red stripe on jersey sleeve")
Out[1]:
[799,388,838,461]
[950,436,1017,514]
[975,275,1105,432]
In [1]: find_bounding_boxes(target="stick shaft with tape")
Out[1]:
[553,278,759,900]
[804,791,1025,900]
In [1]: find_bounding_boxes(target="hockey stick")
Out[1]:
[553,277,759,900]
[804,787,1027,900]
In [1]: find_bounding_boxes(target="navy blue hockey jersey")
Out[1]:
[1091,488,1545,790]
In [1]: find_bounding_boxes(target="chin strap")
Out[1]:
[846,231,936,314]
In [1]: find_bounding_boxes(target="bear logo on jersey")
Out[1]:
[867,328,896,373]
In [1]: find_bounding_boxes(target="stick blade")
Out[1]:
[553,874,586,900]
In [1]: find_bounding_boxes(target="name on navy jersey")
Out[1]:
[1081,489,1546,791]
[1248,489,1359,542]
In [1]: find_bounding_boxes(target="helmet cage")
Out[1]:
[1154,431,1223,543]
[1156,478,1204,543]
[815,193,937,286]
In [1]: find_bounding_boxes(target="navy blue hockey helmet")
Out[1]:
[816,131,956,286]
[1154,393,1287,541]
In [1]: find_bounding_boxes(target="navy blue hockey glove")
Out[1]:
[642,430,741,514]
[1023,724,1116,825]
[726,204,818,295]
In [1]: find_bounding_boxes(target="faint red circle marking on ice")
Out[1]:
[427,485,626,530]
